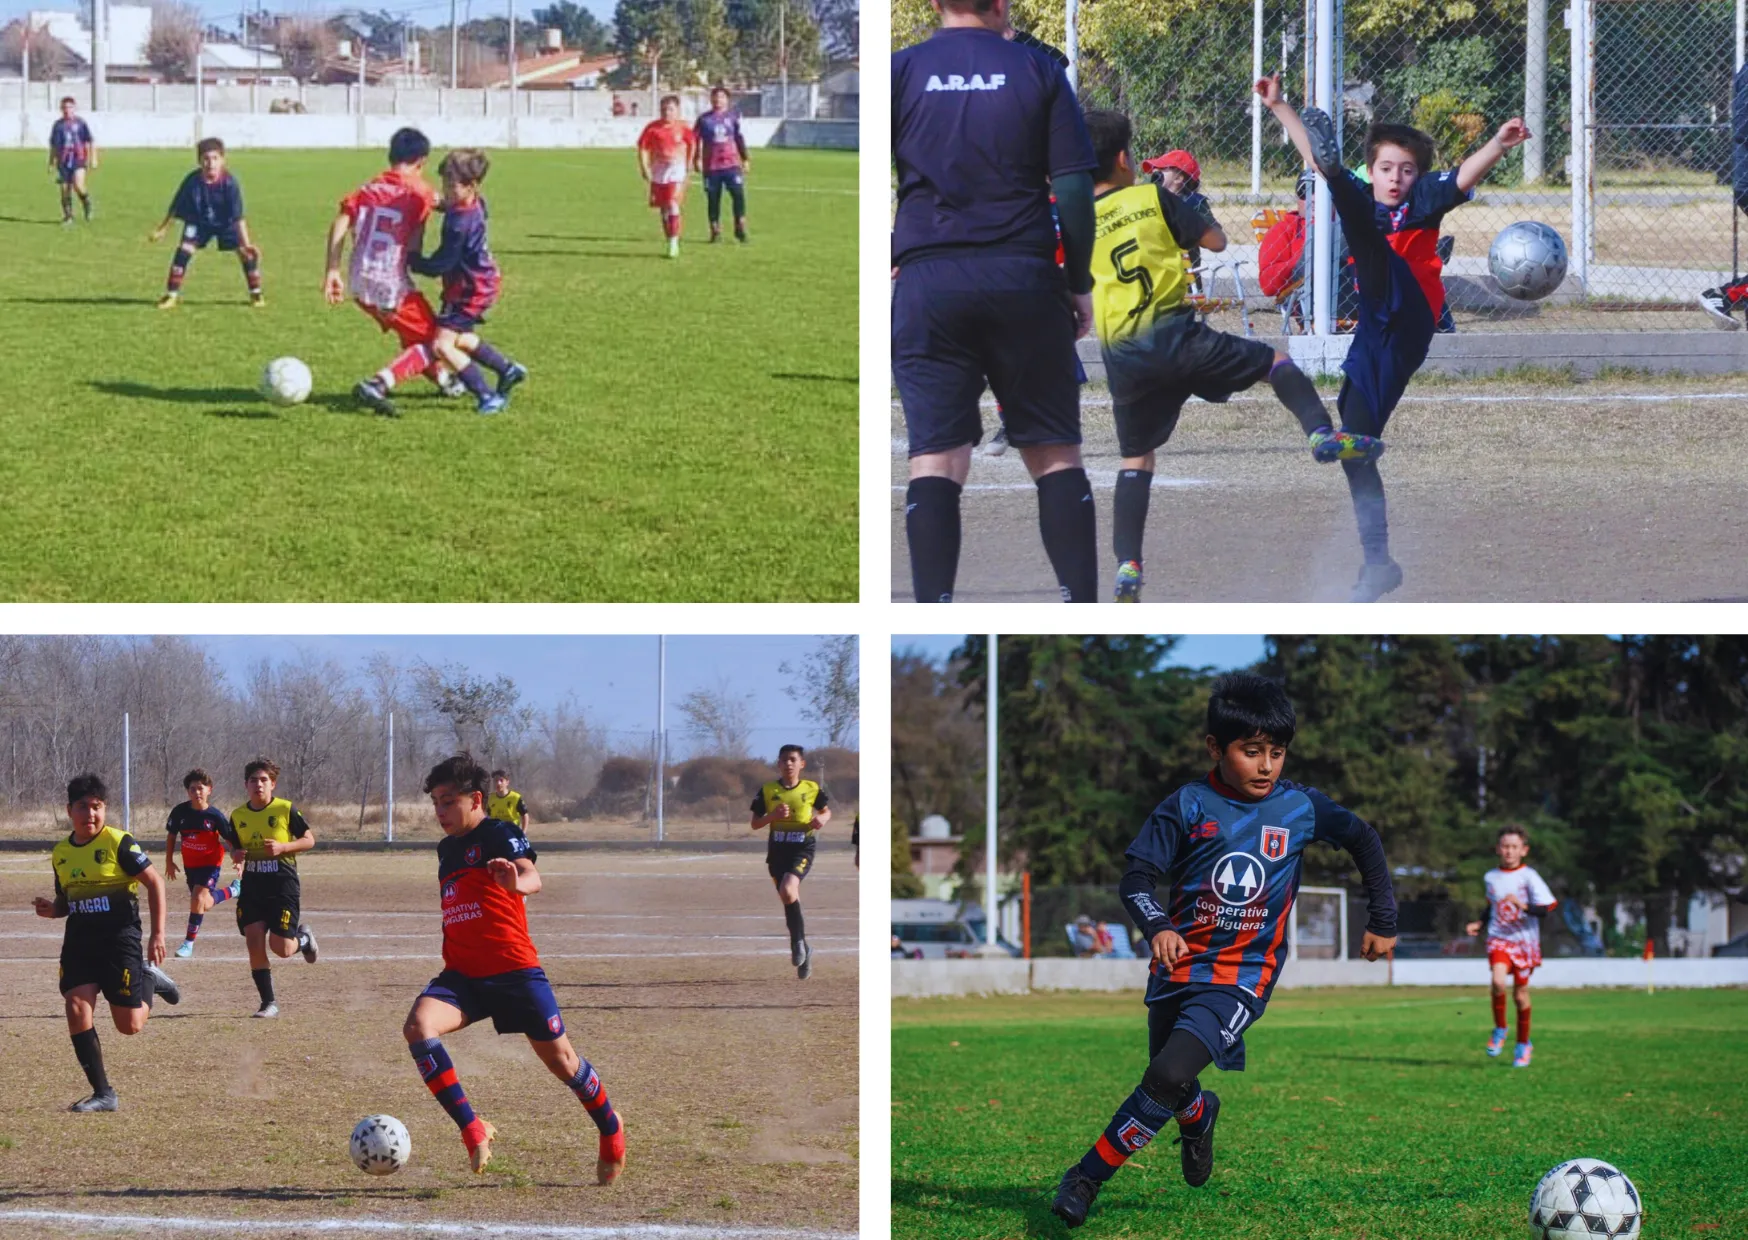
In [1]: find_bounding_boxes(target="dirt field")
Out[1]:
[0,848,858,1240]
[889,375,1748,602]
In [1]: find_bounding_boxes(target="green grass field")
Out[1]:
[0,147,855,601]
[893,988,1748,1239]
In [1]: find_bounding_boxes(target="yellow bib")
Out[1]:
[52,825,144,910]
[1091,183,1192,347]
[488,791,523,823]
[762,779,821,843]
[231,797,298,867]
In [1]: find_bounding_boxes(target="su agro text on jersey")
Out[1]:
[925,74,1008,92]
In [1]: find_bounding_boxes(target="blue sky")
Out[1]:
[892,634,1268,672]
[0,0,620,33]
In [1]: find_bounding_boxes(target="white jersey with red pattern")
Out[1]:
[338,166,437,310]
[1483,864,1557,970]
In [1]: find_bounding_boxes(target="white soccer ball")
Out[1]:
[260,356,313,406]
[1489,220,1569,302]
[1529,1158,1642,1239]
[350,1114,411,1175]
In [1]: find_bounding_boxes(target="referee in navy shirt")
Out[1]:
[893,0,1099,603]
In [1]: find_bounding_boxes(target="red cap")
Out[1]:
[1142,149,1201,182]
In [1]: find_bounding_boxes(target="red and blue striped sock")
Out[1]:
[568,1059,621,1136]
[1175,1089,1212,1138]
[185,912,203,941]
[410,1038,477,1130]
[1076,1086,1173,1184]
[211,884,232,906]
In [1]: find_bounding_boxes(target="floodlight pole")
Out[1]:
[92,0,108,112]
[1524,0,1546,182]
[1250,0,1263,194]
[1310,0,1335,337]
[984,636,997,949]
[1568,0,1592,290]
[385,712,395,842]
[450,0,459,90]
[1065,0,1079,94]
[507,0,519,146]
[122,712,131,832]
[656,635,666,842]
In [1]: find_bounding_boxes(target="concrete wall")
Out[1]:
[772,119,858,151]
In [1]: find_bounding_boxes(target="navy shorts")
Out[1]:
[182,221,244,252]
[184,864,224,894]
[57,161,86,185]
[705,170,745,194]
[436,302,489,332]
[1147,986,1263,1073]
[1339,250,1435,435]
[893,253,1082,455]
[421,966,566,1041]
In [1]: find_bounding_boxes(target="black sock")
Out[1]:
[1341,458,1391,564]
[783,901,806,947]
[1113,469,1152,566]
[252,967,275,1006]
[72,1028,110,1094]
[1035,468,1098,602]
[1268,359,1333,438]
[905,476,962,603]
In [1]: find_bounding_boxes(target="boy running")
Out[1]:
[1465,825,1557,1068]
[488,769,530,832]
[164,768,241,957]
[407,148,527,416]
[33,774,181,1112]
[402,754,626,1181]
[693,86,750,244]
[638,96,698,258]
[150,138,263,309]
[1081,110,1379,603]
[228,758,319,1018]
[48,97,95,224]
[749,745,831,980]
[1049,673,1397,1227]
[1257,74,1526,600]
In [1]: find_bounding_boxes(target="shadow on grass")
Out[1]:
[495,248,665,261]
[0,215,65,226]
[7,295,157,306]
[773,372,856,385]
[89,382,365,418]
[526,232,644,243]
[1296,1052,1468,1068]
[892,1178,1075,1239]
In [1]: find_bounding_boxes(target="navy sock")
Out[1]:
[471,341,511,376]
[784,900,805,948]
[1268,359,1332,438]
[410,1038,478,1130]
[568,1059,622,1135]
[252,967,274,1005]
[458,363,494,399]
[186,912,203,941]
[1112,469,1152,567]
[1036,468,1098,602]
[211,884,231,906]
[905,476,962,603]
[1341,458,1391,564]
[167,246,192,293]
[1076,1085,1174,1184]
[1174,1088,1213,1138]
[71,1028,110,1094]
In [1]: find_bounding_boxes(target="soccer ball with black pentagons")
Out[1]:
[350,1114,412,1175]
[1489,221,1569,302]
[1528,1158,1642,1239]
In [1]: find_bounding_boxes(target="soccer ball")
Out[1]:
[1529,1158,1642,1239]
[1489,221,1569,301]
[260,356,313,406]
[350,1114,411,1175]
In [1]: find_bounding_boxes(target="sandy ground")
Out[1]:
[0,849,858,1240]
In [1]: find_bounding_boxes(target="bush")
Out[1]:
[577,755,650,818]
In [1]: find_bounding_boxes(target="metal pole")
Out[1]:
[122,712,130,832]
[1568,0,1590,289]
[1739,0,1746,70]
[1065,0,1079,94]
[1251,0,1263,194]
[21,15,29,125]
[1524,0,1546,182]
[1310,0,1334,336]
[385,712,395,842]
[656,636,666,843]
[778,1,787,120]
[450,0,459,90]
[92,0,107,112]
[196,27,204,116]
[984,636,997,949]
[1736,0,1744,281]
[358,28,367,115]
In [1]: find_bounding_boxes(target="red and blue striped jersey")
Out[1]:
[1123,772,1396,1004]
[411,198,500,315]
[1359,169,1471,322]
[49,117,93,166]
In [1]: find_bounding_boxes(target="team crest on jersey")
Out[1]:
[1190,819,1220,841]
[268,816,277,828]
[1115,1117,1157,1153]
[548,1014,564,1035]
[1211,851,1267,907]
[93,849,107,864]
[466,844,482,866]
[1261,826,1289,861]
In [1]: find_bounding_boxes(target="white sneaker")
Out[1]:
[175,940,194,959]
[252,1001,278,1019]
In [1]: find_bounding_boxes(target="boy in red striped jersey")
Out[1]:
[1050,674,1398,1227]
[402,753,626,1182]
[163,768,241,958]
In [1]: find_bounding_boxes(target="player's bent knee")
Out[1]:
[1139,1058,1196,1110]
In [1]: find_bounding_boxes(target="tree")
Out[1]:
[275,17,336,82]
[780,636,858,747]
[679,675,755,757]
[811,0,855,60]
[416,663,529,765]
[145,1,202,82]
[534,0,616,54]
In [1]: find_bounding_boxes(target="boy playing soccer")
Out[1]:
[1465,825,1557,1068]
[488,769,530,832]
[1049,674,1397,1227]
[1082,109,1381,603]
[228,758,319,1018]
[1257,75,1527,600]
[407,149,527,416]
[150,138,263,309]
[402,754,626,1181]
[164,768,242,958]
[693,86,750,244]
[34,774,181,1112]
[749,744,832,980]
[48,97,95,224]
[638,96,698,258]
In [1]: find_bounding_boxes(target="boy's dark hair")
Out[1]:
[1365,122,1436,173]
[196,137,225,157]
[438,148,490,187]
[60,96,76,107]
[244,757,280,783]
[1083,109,1132,184]
[1497,824,1529,845]
[183,768,212,790]
[660,93,681,109]
[66,773,107,805]
[778,744,806,760]
[711,84,729,97]
[1206,673,1297,749]
[491,768,509,780]
[938,0,998,13]
[388,127,431,166]
[426,753,490,795]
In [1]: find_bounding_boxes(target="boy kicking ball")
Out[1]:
[1465,825,1557,1068]
[1049,674,1397,1228]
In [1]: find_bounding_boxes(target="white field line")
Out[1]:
[0,941,854,964]
[0,911,856,923]
[891,390,1748,415]
[0,930,856,944]
[0,1210,857,1240]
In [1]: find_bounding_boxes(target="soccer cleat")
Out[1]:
[735,230,749,244]
[62,216,74,227]
[1487,1026,1508,1057]
[156,293,179,310]
[354,378,397,417]
[797,941,813,980]
[83,198,93,221]
[983,426,1009,457]
[1513,1041,1533,1068]
[1173,1090,1220,1187]
[477,393,508,416]
[1114,560,1143,603]
[146,963,180,1005]
[228,878,242,899]
[666,237,680,259]
[464,1118,497,1173]
[299,925,318,964]
[176,940,195,959]
[1049,1165,1102,1229]
[1699,287,1741,329]
[252,1001,279,1019]
[1310,429,1386,464]
[69,1089,118,1113]
[1299,107,1344,181]
[1349,558,1404,603]
[597,1125,626,1185]
[709,230,723,244]
[250,293,266,309]
[497,362,528,397]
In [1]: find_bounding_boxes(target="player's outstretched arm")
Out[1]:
[1256,75,1320,171]
[139,862,168,964]
[163,833,179,879]
[1457,118,1528,192]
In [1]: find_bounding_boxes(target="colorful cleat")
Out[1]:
[1299,107,1344,181]
[497,362,528,397]
[156,293,179,310]
[175,939,195,959]
[354,378,397,417]
[1486,1026,1508,1057]
[228,877,242,899]
[1113,560,1143,603]
[252,1001,279,1019]
[1310,428,1386,464]
[1173,1090,1220,1187]
[1513,1041,1533,1068]
[597,1125,626,1185]
[1699,287,1741,330]
[1050,1165,1101,1229]
[1349,558,1403,603]
[465,1118,497,1173]
[69,1089,118,1112]
[477,393,508,416]
[146,963,180,1005]
[298,924,318,964]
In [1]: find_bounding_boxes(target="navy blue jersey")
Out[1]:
[891,26,1096,266]
[411,199,500,314]
[169,171,245,231]
[1123,773,1396,1004]
[1359,169,1470,321]
[49,117,92,166]
[165,801,234,867]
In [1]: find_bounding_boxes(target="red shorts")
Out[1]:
[358,291,437,349]
[649,181,684,210]
[1488,945,1538,987]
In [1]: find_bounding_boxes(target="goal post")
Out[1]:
[1290,886,1348,961]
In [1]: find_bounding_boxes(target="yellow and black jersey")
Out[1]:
[751,779,829,848]
[1091,183,1216,396]
[52,826,151,937]
[229,797,310,875]
[488,790,528,824]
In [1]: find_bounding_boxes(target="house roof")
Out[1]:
[200,42,286,71]
[475,49,619,88]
